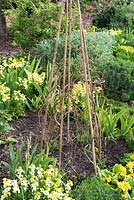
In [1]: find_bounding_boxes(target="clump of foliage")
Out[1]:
[97,57,134,102]
[93,1,134,30]
[99,153,134,200]
[8,0,66,48]
[0,144,74,200]
[98,106,134,144]
[0,56,46,114]
[114,45,134,62]
[36,31,115,80]
[73,177,121,200]
[36,28,134,103]
[0,164,74,200]
[36,31,115,64]
[0,56,50,134]
[112,28,134,48]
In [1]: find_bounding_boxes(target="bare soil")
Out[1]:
[0,111,129,183]
[0,37,22,57]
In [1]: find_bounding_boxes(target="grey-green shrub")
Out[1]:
[35,31,115,80]
[36,31,115,64]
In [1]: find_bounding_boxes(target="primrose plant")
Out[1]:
[0,56,46,118]
[1,164,74,200]
[98,154,134,200]
[0,144,74,200]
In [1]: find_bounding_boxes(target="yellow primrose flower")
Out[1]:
[118,164,126,176]
[31,179,38,191]
[7,58,25,69]
[130,155,134,160]
[63,193,74,200]
[3,178,12,188]
[27,71,45,85]
[105,177,112,183]
[128,173,134,179]
[2,93,10,102]
[108,29,122,36]
[40,188,49,196]
[34,191,41,200]
[0,84,10,102]
[1,179,12,200]
[117,181,131,192]
[45,177,51,187]
[19,78,28,89]
[12,180,20,193]
[20,177,28,191]
[37,166,44,178]
[17,166,24,174]
[13,90,26,102]
[126,162,134,173]
[1,191,9,200]
[29,163,36,174]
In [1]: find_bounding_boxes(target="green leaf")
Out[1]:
[112,109,127,129]
[6,137,18,144]
[29,57,36,73]
[0,140,6,145]
[113,164,120,174]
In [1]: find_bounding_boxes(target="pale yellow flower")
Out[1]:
[20,177,28,191]
[12,180,20,193]
[108,29,122,36]
[31,179,38,191]
[13,90,26,102]
[0,84,10,102]
[27,71,45,85]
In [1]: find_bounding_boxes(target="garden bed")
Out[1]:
[0,111,129,183]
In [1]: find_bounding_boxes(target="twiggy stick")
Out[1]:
[67,0,72,143]
[59,0,69,168]
[40,0,65,150]
[77,0,97,175]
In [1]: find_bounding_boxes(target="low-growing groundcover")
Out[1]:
[73,177,121,200]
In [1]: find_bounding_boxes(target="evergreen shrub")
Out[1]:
[73,177,121,200]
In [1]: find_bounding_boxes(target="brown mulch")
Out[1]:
[0,37,22,57]
[0,111,129,182]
